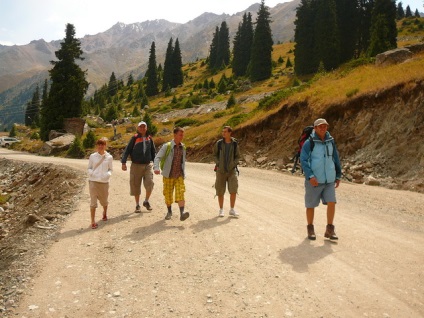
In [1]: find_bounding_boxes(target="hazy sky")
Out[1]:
[1,0,423,46]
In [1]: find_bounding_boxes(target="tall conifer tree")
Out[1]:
[172,38,184,87]
[294,0,319,75]
[208,27,219,70]
[145,41,159,96]
[314,0,340,70]
[336,0,360,62]
[162,38,174,92]
[40,23,88,141]
[233,13,254,77]
[250,0,273,81]
[367,0,397,56]
[216,21,230,69]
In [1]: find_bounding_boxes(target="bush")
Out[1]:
[226,94,236,108]
[83,130,96,148]
[213,111,225,118]
[9,124,16,137]
[225,114,249,127]
[174,118,199,127]
[346,88,359,98]
[30,132,40,140]
[67,136,85,158]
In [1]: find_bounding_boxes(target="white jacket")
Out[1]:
[88,152,113,183]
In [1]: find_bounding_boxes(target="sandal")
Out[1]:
[102,215,108,221]
[91,223,98,229]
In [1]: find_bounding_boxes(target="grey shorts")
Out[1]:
[130,163,154,196]
[304,180,337,208]
[215,171,238,196]
[89,181,109,208]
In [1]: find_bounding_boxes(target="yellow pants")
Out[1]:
[163,176,185,206]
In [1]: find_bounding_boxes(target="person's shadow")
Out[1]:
[279,238,335,273]
[190,216,232,234]
[123,218,185,242]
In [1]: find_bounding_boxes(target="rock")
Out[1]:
[256,157,267,164]
[375,48,413,66]
[365,175,381,186]
[26,214,42,225]
[39,134,76,156]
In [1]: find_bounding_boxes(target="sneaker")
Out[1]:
[307,224,316,240]
[218,209,224,217]
[324,224,338,240]
[229,209,239,217]
[180,211,190,221]
[135,204,141,213]
[143,201,152,211]
[165,212,172,220]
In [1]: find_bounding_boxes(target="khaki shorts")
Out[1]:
[130,163,154,196]
[215,171,238,196]
[89,181,109,208]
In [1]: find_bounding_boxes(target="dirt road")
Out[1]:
[1,148,423,317]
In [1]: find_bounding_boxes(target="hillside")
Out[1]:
[0,1,300,128]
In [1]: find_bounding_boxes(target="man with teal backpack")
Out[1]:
[300,118,342,241]
[153,127,189,221]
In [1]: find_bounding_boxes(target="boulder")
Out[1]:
[375,48,413,66]
[39,134,75,156]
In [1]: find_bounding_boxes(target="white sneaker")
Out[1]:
[219,209,224,217]
[229,209,239,217]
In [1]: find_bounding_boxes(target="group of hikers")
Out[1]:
[87,118,341,240]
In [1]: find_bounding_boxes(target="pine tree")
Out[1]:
[127,73,134,86]
[414,9,420,17]
[162,38,174,92]
[397,2,405,19]
[250,0,273,81]
[40,23,88,141]
[145,42,159,96]
[367,0,397,56]
[357,0,375,56]
[142,112,157,136]
[216,21,230,69]
[108,72,118,96]
[208,27,219,70]
[336,0,360,62]
[233,13,254,77]
[172,38,184,87]
[314,0,340,71]
[25,85,40,127]
[294,0,319,75]
[405,5,412,17]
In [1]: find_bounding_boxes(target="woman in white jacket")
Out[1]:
[87,138,113,229]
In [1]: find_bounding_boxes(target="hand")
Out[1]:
[335,179,340,188]
[154,170,160,175]
[121,163,127,171]
[309,177,318,187]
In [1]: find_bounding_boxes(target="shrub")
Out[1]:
[346,88,359,98]
[175,118,199,127]
[225,113,249,127]
[67,136,85,158]
[226,94,236,108]
[83,130,96,148]
[9,124,16,137]
[30,132,40,140]
[213,111,225,118]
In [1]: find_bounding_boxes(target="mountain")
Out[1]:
[0,0,300,129]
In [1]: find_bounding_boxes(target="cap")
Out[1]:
[314,118,329,127]
[138,121,147,127]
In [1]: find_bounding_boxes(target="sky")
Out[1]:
[1,0,423,46]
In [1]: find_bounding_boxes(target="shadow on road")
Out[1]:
[123,218,185,241]
[279,238,335,273]
[56,212,135,240]
[190,216,232,233]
